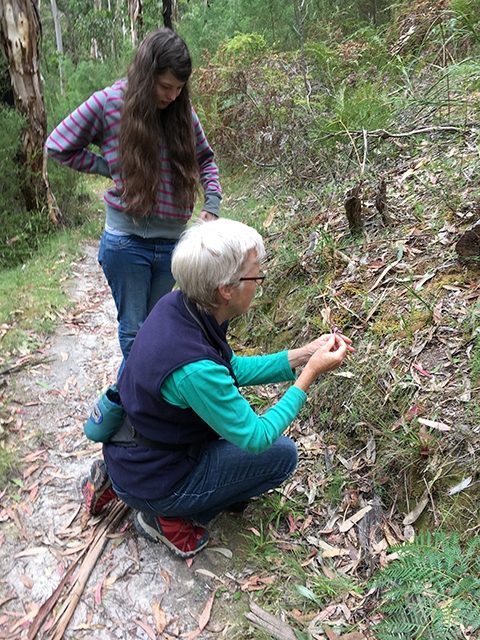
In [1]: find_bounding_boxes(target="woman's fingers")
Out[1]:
[334,333,355,353]
[307,337,348,375]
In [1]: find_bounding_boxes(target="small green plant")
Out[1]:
[216,32,268,66]
[0,447,15,488]
[469,333,480,387]
[370,531,480,639]
[258,487,306,534]
[297,570,361,606]
[241,516,273,553]
[325,470,347,506]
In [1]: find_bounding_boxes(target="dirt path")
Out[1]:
[1,244,249,640]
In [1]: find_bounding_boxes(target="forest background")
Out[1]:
[1,0,480,638]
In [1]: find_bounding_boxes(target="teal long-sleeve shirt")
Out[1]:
[161,351,307,454]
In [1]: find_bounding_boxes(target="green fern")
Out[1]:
[370,532,480,639]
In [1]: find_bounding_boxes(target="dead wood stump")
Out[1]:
[344,183,363,234]
[375,177,392,226]
[455,221,480,258]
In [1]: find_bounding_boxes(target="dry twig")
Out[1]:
[31,502,130,640]
[245,602,297,640]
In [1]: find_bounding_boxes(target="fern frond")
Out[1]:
[370,531,480,640]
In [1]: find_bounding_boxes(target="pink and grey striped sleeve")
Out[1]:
[192,109,222,216]
[45,89,112,178]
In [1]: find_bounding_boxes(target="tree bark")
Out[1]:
[128,0,142,46]
[90,0,101,60]
[455,221,480,258]
[375,176,392,226]
[0,0,62,222]
[50,0,64,93]
[344,183,363,234]
[162,0,177,29]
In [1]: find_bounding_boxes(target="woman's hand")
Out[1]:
[288,333,354,369]
[293,334,352,393]
[198,210,218,222]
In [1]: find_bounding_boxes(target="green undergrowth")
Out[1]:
[0,194,104,485]
[0,215,103,359]
[370,531,480,639]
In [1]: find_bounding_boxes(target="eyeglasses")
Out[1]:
[239,275,266,285]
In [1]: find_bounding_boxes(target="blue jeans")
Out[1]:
[110,436,298,526]
[98,231,176,369]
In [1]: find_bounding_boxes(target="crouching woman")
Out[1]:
[102,219,353,558]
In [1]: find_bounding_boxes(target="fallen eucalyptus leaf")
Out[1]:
[403,489,429,525]
[447,476,473,496]
[418,418,451,431]
[207,547,233,558]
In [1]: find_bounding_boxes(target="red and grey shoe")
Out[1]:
[134,512,209,559]
[81,460,118,515]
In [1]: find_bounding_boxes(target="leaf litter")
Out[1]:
[219,130,479,635]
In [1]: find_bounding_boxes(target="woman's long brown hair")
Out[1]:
[119,28,199,214]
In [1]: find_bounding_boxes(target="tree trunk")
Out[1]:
[128,0,142,46]
[90,0,101,60]
[0,0,62,222]
[294,0,310,104]
[50,0,65,94]
[106,0,116,60]
[162,0,177,29]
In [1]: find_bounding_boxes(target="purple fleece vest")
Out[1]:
[103,290,237,499]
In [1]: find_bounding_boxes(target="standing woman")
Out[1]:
[45,28,221,368]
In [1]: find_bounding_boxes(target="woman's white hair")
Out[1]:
[172,219,266,312]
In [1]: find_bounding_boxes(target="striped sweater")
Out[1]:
[45,79,222,239]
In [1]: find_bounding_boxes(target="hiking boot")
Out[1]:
[134,512,209,559]
[81,459,118,515]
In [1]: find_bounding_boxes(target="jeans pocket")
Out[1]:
[101,231,133,251]
[98,232,133,269]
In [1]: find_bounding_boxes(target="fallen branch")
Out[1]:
[42,502,130,640]
[311,121,479,143]
[245,602,297,640]
[27,556,82,640]
[0,356,51,377]
[362,123,477,139]
[364,288,391,324]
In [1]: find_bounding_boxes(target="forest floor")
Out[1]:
[0,243,257,640]
[1,160,480,640]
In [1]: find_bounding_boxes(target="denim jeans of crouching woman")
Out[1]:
[110,436,299,526]
[98,230,176,371]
